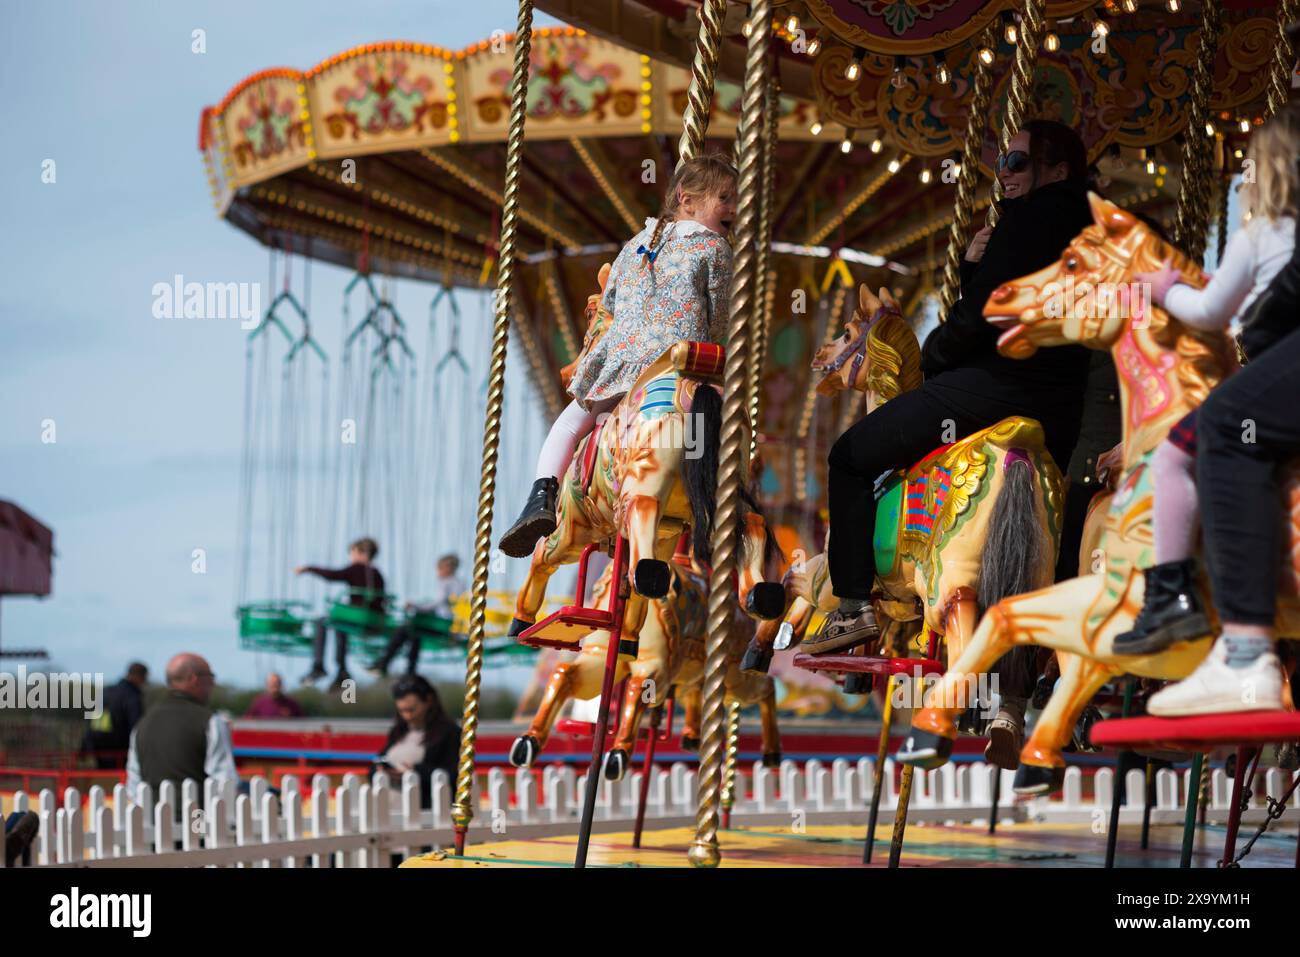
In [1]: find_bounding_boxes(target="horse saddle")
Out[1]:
[575,341,728,496]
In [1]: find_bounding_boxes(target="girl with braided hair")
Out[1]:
[499,153,737,558]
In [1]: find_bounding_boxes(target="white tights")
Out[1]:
[535,396,621,481]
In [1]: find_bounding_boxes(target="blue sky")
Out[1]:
[0,0,572,688]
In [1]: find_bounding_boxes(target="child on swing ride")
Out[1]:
[1112,105,1299,713]
[498,153,738,558]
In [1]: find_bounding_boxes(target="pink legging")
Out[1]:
[1153,439,1198,564]
[535,396,621,481]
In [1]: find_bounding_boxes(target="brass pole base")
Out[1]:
[687,839,721,869]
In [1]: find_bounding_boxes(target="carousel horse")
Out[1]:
[742,287,1066,707]
[509,267,785,654]
[509,547,781,779]
[900,193,1300,789]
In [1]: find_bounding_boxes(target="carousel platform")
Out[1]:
[402,819,1298,869]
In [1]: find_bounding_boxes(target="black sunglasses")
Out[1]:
[996,150,1032,173]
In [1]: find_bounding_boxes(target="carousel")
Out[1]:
[198,0,1300,868]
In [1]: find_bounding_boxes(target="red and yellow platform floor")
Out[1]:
[403,819,1297,868]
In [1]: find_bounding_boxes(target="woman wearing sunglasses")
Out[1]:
[810,120,1098,747]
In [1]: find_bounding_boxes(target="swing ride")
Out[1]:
[198,0,1300,870]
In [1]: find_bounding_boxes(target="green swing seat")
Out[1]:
[326,588,404,656]
[237,601,313,654]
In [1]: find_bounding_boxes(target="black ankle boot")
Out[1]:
[499,477,559,558]
[1112,558,1211,655]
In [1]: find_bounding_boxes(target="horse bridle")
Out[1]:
[818,305,897,383]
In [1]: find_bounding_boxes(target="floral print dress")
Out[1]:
[568,217,732,410]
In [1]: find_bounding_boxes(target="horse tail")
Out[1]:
[976,449,1052,613]
[683,384,782,568]
[684,384,722,562]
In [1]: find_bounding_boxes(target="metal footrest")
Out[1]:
[517,605,615,650]
[793,653,945,677]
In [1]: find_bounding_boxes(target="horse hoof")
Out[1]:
[740,642,772,674]
[680,734,700,752]
[509,735,539,769]
[761,751,782,769]
[603,749,628,781]
[843,672,873,695]
[1012,763,1065,795]
[633,559,671,599]
[508,618,533,638]
[745,582,786,620]
[896,729,952,769]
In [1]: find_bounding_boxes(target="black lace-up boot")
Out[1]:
[1112,558,1211,655]
[499,477,560,558]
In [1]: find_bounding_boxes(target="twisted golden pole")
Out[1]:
[677,0,729,165]
[1216,172,1230,266]
[989,0,1047,228]
[939,25,999,316]
[720,701,741,817]
[749,67,780,461]
[450,0,533,854]
[1267,0,1300,117]
[1173,0,1221,263]
[689,0,770,869]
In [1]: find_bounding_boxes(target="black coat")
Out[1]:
[382,716,460,810]
[919,179,1096,466]
[1240,209,1300,361]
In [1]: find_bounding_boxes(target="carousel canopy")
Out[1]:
[198,5,1286,509]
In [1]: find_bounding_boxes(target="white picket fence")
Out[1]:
[5,759,1296,867]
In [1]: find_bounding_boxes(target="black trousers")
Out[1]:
[376,625,421,675]
[827,382,1079,600]
[310,620,348,671]
[1196,325,1300,626]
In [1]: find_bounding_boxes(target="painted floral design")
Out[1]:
[236,86,297,162]
[487,39,625,121]
[328,56,440,138]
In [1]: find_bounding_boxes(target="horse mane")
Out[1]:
[863,310,922,402]
[1125,226,1234,406]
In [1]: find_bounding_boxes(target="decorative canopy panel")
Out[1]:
[200,22,1228,515]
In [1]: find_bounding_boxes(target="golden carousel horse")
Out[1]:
[743,287,1065,726]
[900,193,1300,789]
[509,264,784,696]
[510,548,781,779]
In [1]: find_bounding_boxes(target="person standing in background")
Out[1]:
[127,653,237,794]
[243,672,305,718]
[82,662,148,769]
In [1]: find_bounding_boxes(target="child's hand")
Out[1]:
[1134,257,1181,307]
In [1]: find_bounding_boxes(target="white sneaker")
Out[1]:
[1146,639,1283,717]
